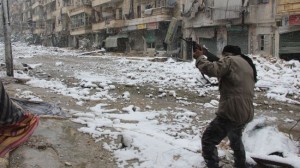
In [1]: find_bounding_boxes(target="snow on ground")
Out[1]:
[0,42,300,167]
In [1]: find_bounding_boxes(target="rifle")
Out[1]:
[180,38,220,62]
[180,37,219,86]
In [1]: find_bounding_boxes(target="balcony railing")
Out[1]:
[92,19,124,31]
[247,4,275,24]
[277,2,300,14]
[32,1,43,9]
[32,15,43,21]
[70,25,92,35]
[145,7,172,16]
[69,5,93,16]
[44,0,55,6]
[74,0,92,7]
[46,12,55,20]
[33,28,45,34]
[62,6,74,14]
[92,0,123,7]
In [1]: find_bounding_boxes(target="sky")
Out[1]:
[0,42,299,167]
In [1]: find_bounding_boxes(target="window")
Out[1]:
[258,0,269,4]
[137,5,141,18]
[147,42,155,48]
[119,8,122,20]
[259,35,265,51]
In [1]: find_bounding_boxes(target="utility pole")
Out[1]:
[1,0,14,77]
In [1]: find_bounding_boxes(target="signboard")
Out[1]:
[147,22,158,30]
[122,25,137,32]
[289,14,300,25]
[137,24,146,29]
[127,25,137,31]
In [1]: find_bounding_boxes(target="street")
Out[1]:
[0,42,300,167]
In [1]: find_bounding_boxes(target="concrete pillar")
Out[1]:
[217,26,227,55]
[274,29,280,58]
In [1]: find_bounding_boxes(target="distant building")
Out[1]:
[276,0,300,60]
[7,0,300,60]
[180,0,277,59]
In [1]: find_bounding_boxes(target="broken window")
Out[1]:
[259,34,266,51]
[137,5,141,18]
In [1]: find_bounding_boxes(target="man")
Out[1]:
[193,45,257,168]
[0,80,39,157]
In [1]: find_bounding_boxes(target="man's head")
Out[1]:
[222,45,242,57]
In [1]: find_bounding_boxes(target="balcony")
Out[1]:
[33,28,44,34]
[125,7,172,26]
[247,4,275,24]
[55,24,63,33]
[69,5,93,16]
[75,0,92,7]
[44,0,55,6]
[32,1,43,9]
[277,1,300,15]
[92,19,124,31]
[70,25,92,35]
[146,7,173,16]
[45,28,54,35]
[32,15,43,21]
[92,0,123,7]
[62,6,74,14]
[46,12,55,20]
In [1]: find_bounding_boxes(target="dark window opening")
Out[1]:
[147,42,155,48]
[259,35,265,51]
[137,5,141,18]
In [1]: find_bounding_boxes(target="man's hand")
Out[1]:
[193,44,204,59]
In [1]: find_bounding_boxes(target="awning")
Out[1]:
[105,34,128,48]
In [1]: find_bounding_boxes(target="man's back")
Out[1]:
[217,55,255,124]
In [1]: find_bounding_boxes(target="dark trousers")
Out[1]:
[201,116,246,168]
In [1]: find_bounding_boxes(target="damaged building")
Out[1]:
[9,0,178,54]
[91,0,178,53]
[180,0,278,59]
[7,0,300,60]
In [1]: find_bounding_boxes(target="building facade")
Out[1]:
[276,0,300,60]
[180,0,277,60]
[7,0,300,60]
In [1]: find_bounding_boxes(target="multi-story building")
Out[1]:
[8,0,300,60]
[54,0,73,47]
[180,0,277,60]
[10,0,24,35]
[92,0,126,50]
[89,0,176,52]
[69,0,93,48]
[21,0,33,34]
[276,0,300,60]
[44,0,56,46]
[31,0,45,43]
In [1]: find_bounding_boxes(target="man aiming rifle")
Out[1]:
[180,38,219,85]
[192,42,257,168]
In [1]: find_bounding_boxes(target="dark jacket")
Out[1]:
[196,55,255,124]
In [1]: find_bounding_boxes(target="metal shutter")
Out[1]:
[227,26,249,54]
[199,37,218,55]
